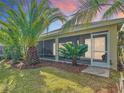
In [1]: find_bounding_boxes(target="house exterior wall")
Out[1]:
[109,24,118,70]
[39,22,121,70]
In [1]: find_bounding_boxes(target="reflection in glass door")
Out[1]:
[91,32,109,68]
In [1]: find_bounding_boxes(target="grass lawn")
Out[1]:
[0,61,120,93]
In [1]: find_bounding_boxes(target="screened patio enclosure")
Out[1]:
[37,39,56,60]
[38,18,124,69]
[38,31,109,67]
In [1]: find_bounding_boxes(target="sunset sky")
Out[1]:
[1,0,124,31]
[50,0,80,16]
[49,0,80,31]
[48,0,124,31]
[50,0,124,17]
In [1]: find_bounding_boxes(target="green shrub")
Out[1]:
[59,43,88,66]
[3,45,22,64]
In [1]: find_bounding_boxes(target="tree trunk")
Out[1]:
[27,46,39,65]
[72,57,77,66]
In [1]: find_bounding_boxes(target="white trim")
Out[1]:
[91,34,93,66]
[107,31,110,68]
[55,38,59,61]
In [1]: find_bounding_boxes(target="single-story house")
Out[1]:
[38,18,124,70]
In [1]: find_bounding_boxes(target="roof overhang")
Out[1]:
[40,18,124,40]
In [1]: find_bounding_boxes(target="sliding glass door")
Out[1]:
[91,32,110,68]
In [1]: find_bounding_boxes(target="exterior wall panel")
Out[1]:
[109,24,118,70]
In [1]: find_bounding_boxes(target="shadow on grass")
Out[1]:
[0,62,95,93]
[40,67,118,91]
[0,62,48,93]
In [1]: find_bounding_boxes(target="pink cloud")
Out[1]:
[50,0,124,20]
[50,0,79,15]
[118,12,124,18]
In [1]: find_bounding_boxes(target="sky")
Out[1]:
[48,0,80,31]
[50,0,80,16]
[49,0,124,31]
[50,0,124,18]
[1,0,124,31]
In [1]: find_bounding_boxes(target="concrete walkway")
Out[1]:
[82,66,110,77]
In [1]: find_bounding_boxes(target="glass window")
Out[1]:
[37,41,44,57]
[94,37,106,51]
[93,34,108,62]
[43,39,55,59]
[38,40,55,60]
[79,34,91,65]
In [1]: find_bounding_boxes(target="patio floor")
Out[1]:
[82,66,110,77]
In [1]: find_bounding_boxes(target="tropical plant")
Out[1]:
[0,0,65,64]
[0,23,23,63]
[117,29,124,70]
[63,0,124,27]
[3,45,22,62]
[59,43,88,66]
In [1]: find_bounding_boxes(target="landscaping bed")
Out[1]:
[9,59,88,73]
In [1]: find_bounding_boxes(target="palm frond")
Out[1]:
[63,0,109,31]
[103,0,124,18]
[0,0,65,59]
[59,43,88,59]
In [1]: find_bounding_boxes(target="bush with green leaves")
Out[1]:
[59,43,88,66]
[3,45,22,63]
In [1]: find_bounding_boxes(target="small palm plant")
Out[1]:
[59,43,88,66]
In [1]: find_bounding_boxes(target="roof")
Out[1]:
[40,18,124,40]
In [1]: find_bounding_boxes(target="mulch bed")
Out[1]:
[9,59,88,73]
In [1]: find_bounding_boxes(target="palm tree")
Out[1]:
[63,0,124,27]
[0,0,65,64]
[59,43,88,66]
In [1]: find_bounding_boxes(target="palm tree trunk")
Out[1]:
[72,57,77,66]
[27,46,39,65]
